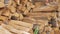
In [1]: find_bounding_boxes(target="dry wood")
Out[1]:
[9,22,31,32]
[1,23,30,34]
[26,2,35,10]
[34,2,45,8]
[11,1,17,7]
[8,6,16,13]
[19,13,24,20]
[53,28,60,34]
[2,9,11,17]
[9,20,33,28]
[0,2,5,8]
[33,5,57,12]
[0,10,4,16]
[12,12,19,17]
[14,0,20,5]
[0,26,12,34]
[0,0,59,34]
[22,17,36,24]
[17,4,22,11]
[0,16,8,21]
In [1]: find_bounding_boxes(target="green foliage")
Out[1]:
[34,26,39,34]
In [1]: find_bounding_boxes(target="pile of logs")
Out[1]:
[0,0,60,34]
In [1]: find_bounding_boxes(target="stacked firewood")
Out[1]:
[0,0,60,34]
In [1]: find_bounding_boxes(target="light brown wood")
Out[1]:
[0,16,8,21]
[0,26,12,34]
[0,0,59,34]
[0,2,5,8]
[14,0,20,5]
[9,22,31,32]
[9,20,33,28]
[8,6,16,13]
[1,23,30,34]
[2,9,11,17]
[33,5,57,11]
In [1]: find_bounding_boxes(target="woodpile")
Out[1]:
[0,0,60,34]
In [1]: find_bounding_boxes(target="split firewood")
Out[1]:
[0,16,8,21]
[10,13,23,20]
[0,26,12,34]
[0,0,59,34]
[9,20,33,28]
[27,2,35,10]
[39,25,45,33]
[28,12,57,17]
[19,13,24,20]
[33,5,57,12]
[1,9,11,17]
[11,0,17,7]
[0,10,4,16]
[29,29,33,34]
[17,4,22,11]
[53,27,60,34]
[44,26,52,32]
[9,22,31,32]
[34,20,48,26]
[20,0,28,5]
[34,2,45,8]
[8,6,16,13]
[21,6,26,12]
[12,12,19,18]
[22,17,36,24]
[14,0,20,5]
[24,9,29,15]
[1,23,30,34]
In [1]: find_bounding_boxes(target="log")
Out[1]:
[0,16,8,21]
[0,10,4,16]
[8,6,16,13]
[1,23,30,34]
[33,5,57,12]
[2,9,11,17]
[12,12,19,17]
[11,0,16,7]
[22,17,36,24]
[14,0,20,5]
[0,26,12,34]
[34,2,45,8]
[9,22,31,32]
[27,12,57,20]
[19,13,24,20]
[9,20,33,28]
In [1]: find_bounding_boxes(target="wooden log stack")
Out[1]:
[0,0,60,34]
